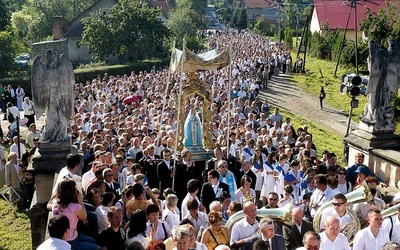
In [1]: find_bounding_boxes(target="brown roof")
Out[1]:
[235,0,278,9]
[145,0,171,18]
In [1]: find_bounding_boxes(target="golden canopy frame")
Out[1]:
[176,72,214,151]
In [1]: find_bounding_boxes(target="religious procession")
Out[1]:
[3,28,400,250]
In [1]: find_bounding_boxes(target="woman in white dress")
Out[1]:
[250,146,266,201]
[162,194,180,231]
[234,176,257,205]
[260,152,278,205]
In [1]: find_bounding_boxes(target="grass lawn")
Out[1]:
[0,199,31,250]
[294,56,369,121]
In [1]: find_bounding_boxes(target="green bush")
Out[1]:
[74,58,170,83]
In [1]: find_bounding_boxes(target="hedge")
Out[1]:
[74,58,170,83]
[0,58,170,96]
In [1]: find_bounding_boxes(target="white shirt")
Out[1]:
[310,187,336,217]
[81,169,95,193]
[146,219,171,241]
[353,227,389,250]
[52,167,74,196]
[183,211,208,233]
[9,143,26,157]
[162,209,180,231]
[382,214,400,243]
[319,208,352,230]
[319,232,350,250]
[95,205,110,234]
[181,193,201,219]
[36,237,71,250]
[230,218,259,245]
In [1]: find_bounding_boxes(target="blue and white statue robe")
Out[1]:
[183,109,203,151]
[219,170,237,201]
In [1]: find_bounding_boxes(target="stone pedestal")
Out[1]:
[345,129,400,151]
[345,128,400,187]
[27,140,72,249]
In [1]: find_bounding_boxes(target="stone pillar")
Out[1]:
[28,141,72,249]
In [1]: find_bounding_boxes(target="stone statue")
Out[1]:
[31,49,75,142]
[183,107,203,151]
[360,41,400,133]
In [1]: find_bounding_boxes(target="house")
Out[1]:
[234,0,284,26]
[31,0,170,65]
[310,0,398,41]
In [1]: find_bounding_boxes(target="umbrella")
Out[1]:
[123,95,141,104]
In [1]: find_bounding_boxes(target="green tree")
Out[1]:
[0,31,19,77]
[0,0,10,31]
[360,1,400,44]
[167,0,205,51]
[20,0,98,42]
[236,7,247,30]
[81,0,169,62]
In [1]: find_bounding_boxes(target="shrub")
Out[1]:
[74,58,170,83]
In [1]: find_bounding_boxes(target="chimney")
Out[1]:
[52,16,63,40]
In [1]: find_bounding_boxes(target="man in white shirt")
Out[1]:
[382,209,400,243]
[37,215,71,250]
[181,179,204,219]
[353,208,389,250]
[9,136,26,158]
[230,201,259,248]
[51,154,81,197]
[309,174,336,217]
[183,199,208,233]
[319,194,352,232]
[319,216,350,250]
[95,192,114,234]
[25,124,41,148]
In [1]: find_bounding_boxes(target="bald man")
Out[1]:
[283,207,314,250]
[230,201,259,248]
[319,216,350,250]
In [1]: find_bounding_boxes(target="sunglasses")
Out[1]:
[332,202,345,207]
[338,172,345,175]
[269,198,278,201]
[219,165,228,168]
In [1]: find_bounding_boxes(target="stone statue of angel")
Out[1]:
[31,49,75,142]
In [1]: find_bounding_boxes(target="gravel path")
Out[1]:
[258,74,354,136]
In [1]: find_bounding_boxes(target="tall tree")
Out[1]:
[167,0,205,51]
[0,31,18,77]
[21,0,98,42]
[0,0,10,31]
[360,2,400,44]
[81,0,169,62]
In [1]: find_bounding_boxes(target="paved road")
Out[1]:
[258,74,354,137]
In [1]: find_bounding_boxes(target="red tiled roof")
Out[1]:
[313,0,388,30]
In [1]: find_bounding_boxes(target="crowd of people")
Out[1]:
[2,29,400,250]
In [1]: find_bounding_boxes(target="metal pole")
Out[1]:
[17,115,20,159]
[226,44,232,159]
[354,0,359,75]
[334,4,353,77]
[345,97,355,137]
